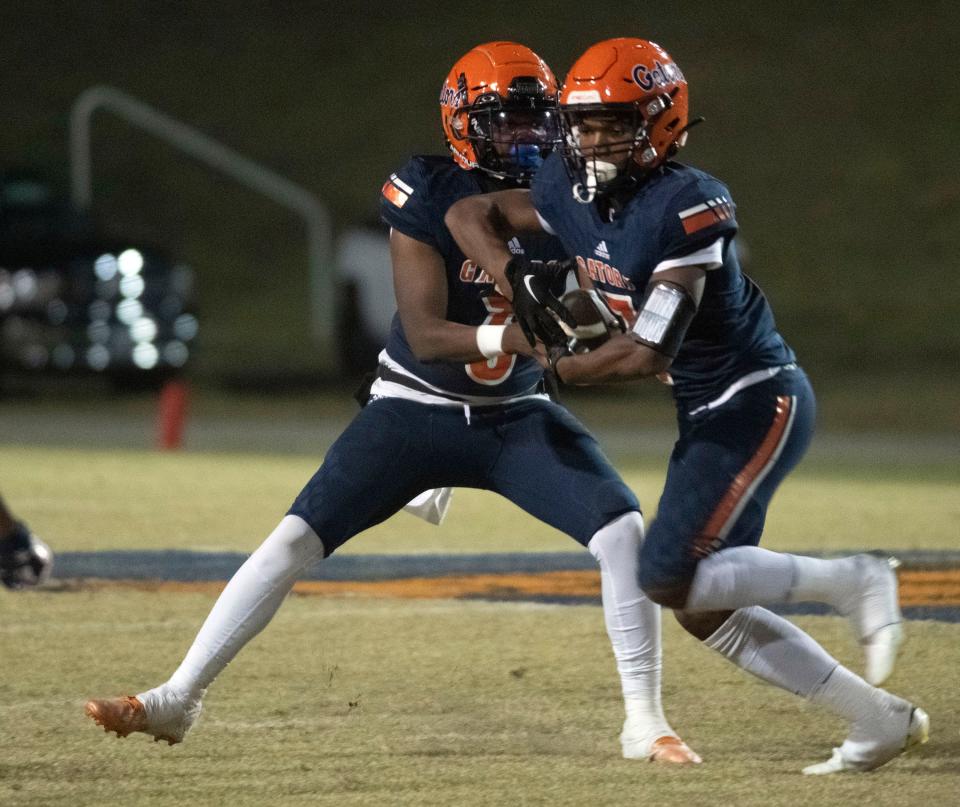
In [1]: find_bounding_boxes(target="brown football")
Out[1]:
[560,289,618,352]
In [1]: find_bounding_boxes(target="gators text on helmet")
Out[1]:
[559,38,691,202]
[440,41,561,186]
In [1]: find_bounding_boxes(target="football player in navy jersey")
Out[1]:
[85,42,700,765]
[445,38,928,774]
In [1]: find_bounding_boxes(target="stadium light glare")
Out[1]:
[94,278,119,300]
[0,274,14,311]
[88,299,111,321]
[116,299,143,325]
[47,299,69,325]
[86,320,111,343]
[119,275,145,299]
[86,344,110,370]
[51,343,75,369]
[118,248,144,276]
[163,340,189,367]
[12,269,38,302]
[173,313,198,341]
[3,234,197,377]
[132,341,159,369]
[130,316,158,343]
[94,254,119,281]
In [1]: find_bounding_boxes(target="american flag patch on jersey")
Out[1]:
[381,173,415,208]
[678,196,733,235]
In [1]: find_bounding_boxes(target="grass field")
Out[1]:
[1,441,958,805]
[1,445,956,555]
[1,593,958,806]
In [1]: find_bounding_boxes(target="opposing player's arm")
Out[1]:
[553,264,706,385]
[390,229,531,363]
[443,189,544,294]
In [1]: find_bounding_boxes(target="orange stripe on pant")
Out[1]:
[693,395,793,558]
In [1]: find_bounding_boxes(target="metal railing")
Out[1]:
[69,85,334,362]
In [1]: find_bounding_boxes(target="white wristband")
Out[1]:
[476,325,507,358]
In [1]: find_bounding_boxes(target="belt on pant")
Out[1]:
[374,365,545,405]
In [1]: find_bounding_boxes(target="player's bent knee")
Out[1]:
[674,609,735,641]
[641,580,691,610]
[638,556,693,608]
[587,510,644,562]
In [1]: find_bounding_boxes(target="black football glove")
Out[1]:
[504,257,577,348]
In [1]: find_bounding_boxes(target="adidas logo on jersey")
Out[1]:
[507,238,524,255]
[594,240,610,259]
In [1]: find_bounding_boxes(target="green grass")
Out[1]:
[0,592,957,807]
[1,445,956,555]
[1,442,956,804]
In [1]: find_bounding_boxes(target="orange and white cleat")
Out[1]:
[86,696,154,740]
[647,735,703,765]
[621,720,702,764]
[85,687,201,745]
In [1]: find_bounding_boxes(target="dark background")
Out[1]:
[1,1,957,425]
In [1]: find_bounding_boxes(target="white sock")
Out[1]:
[704,606,902,726]
[789,555,862,606]
[588,512,671,740]
[685,546,859,612]
[809,664,905,724]
[704,606,838,696]
[156,515,325,701]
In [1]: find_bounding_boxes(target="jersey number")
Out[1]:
[466,294,517,385]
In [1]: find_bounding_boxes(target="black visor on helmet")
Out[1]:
[466,77,561,185]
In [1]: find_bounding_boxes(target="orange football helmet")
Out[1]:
[440,42,561,185]
[559,38,690,201]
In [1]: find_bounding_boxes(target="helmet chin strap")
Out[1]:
[572,180,595,204]
[573,158,619,204]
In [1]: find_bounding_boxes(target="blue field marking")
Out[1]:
[51,549,960,582]
[50,549,960,622]
[52,550,600,582]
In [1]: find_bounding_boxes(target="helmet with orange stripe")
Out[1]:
[440,42,561,185]
[559,38,692,203]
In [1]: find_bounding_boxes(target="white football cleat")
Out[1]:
[839,554,904,686]
[802,705,929,775]
[85,685,202,745]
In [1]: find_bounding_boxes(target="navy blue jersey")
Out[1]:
[380,155,567,397]
[531,152,795,410]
